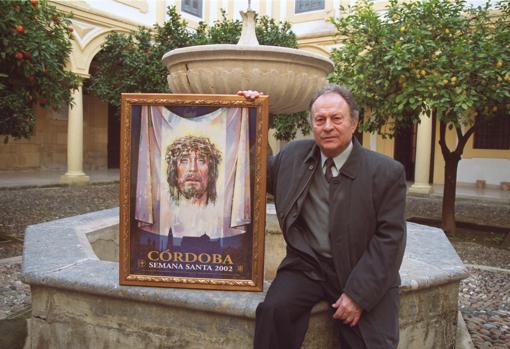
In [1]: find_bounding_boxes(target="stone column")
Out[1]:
[409,111,433,194]
[60,82,90,184]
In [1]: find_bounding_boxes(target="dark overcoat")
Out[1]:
[267,137,407,349]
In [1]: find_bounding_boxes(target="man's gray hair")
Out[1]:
[308,84,360,122]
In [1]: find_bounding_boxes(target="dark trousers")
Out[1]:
[254,264,367,349]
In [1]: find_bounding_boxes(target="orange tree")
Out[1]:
[87,6,308,141]
[0,0,80,139]
[330,0,510,234]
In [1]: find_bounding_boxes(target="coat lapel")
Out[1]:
[282,144,320,227]
[282,145,322,267]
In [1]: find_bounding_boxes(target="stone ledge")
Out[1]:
[22,208,468,297]
[21,207,469,348]
[400,222,468,291]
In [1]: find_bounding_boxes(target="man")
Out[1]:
[165,135,222,207]
[241,84,406,349]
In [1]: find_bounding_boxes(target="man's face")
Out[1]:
[176,150,209,201]
[311,92,358,158]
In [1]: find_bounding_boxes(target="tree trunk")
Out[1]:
[432,110,490,234]
[441,153,460,234]
[438,118,464,235]
[438,115,482,235]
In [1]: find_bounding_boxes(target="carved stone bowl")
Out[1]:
[162,44,334,114]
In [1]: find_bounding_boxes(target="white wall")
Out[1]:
[83,0,158,26]
[458,158,510,185]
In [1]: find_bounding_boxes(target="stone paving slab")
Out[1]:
[0,169,119,189]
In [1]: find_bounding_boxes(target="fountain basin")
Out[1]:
[162,45,334,114]
[22,208,467,348]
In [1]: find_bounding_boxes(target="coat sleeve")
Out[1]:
[343,162,407,312]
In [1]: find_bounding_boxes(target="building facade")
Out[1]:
[0,0,508,191]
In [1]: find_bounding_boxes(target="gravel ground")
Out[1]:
[0,183,509,349]
[451,241,510,349]
[0,184,119,259]
[0,262,29,320]
[459,268,510,349]
[0,184,119,320]
[407,195,510,228]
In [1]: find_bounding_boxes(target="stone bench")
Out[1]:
[22,207,468,348]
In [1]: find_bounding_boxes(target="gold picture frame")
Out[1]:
[119,93,269,291]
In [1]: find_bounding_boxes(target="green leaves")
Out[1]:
[206,9,242,44]
[88,6,302,140]
[329,0,509,137]
[272,112,310,141]
[0,0,80,138]
[256,16,297,48]
[87,27,170,108]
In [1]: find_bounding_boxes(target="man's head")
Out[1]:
[309,84,359,158]
[165,136,222,206]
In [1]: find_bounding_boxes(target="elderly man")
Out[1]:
[165,135,222,207]
[241,84,406,349]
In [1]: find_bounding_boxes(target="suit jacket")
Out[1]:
[267,137,407,349]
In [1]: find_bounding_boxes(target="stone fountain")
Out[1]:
[21,209,468,348]
[162,7,334,114]
[21,6,468,349]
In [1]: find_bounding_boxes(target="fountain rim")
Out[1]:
[21,208,468,296]
[162,44,334,72]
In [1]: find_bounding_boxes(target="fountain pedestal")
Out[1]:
[22,208,467,348]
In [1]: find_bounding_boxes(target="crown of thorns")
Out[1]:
[165,136,221,162]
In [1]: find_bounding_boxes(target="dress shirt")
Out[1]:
[320,141,353,177]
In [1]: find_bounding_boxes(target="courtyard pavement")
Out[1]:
[0,168,508,204]
[0,169,119,189]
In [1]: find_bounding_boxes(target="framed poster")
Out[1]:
[119,93,269,291]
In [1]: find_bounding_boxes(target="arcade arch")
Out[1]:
[62,25,137,183]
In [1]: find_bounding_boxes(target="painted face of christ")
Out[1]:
[176,150,210,204]
[166,136,222,206]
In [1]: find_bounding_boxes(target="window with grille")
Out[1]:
[473,113,510,150]
[295,0,325,13]
[182,0,202,18]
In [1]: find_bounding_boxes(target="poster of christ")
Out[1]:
[119,94,269,291]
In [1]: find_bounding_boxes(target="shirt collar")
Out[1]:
[320,141,353,171]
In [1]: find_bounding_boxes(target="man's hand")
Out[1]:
[237,90,263,101]
[332,293,362,327]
